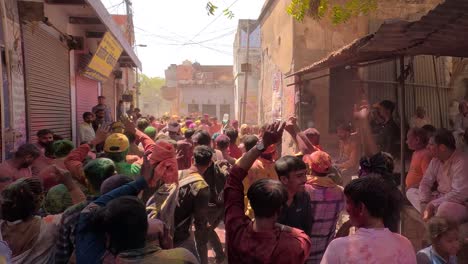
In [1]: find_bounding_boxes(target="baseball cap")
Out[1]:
[305,151,332,174]
[104,133,130,153]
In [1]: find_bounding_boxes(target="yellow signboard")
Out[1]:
[83,32,123,81]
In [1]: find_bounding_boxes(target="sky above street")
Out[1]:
[104,0,264,78]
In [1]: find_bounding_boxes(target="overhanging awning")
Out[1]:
[289,0,468,76]
[85,0,142,69]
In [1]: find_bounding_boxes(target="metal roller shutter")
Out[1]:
[76,75,98,125]
[23,22,71,141]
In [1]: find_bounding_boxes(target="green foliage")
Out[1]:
[139,74,165,98]
[206,1,218,16]
[286,0,378,25]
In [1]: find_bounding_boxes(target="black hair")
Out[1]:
[216,135,230,150]
[433,128,456,150]
[37,129,53,138]
[1,178,43,221]
[243,135,259,152]
[409,127,429,147]
[379,100,395,114]
[125,132,136,144]
[344,176,397,220]
[337,122,353,132]
[83,112,93,120]
[91,196,147,255]
[98,96,105,99]
[83,158,116,191]
[422,124,436,137]
[274,155,307,179]
[192,130,211,146]
[193,145,213,166]
[225,128,239,143]
[137,118,150,131]
[247,179,288,218]
[15,143,40,159]
[185,129,195,139]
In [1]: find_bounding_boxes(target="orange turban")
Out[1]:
[149,141,178,185]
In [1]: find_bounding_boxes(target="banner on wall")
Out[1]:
[272,71,283,121]
[83,32,123,82]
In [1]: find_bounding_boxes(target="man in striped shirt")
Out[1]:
[304,151,345,264]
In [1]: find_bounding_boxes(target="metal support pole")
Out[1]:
[432,56,444,128]
[398,56,406,193]
[398,56,406,235]
[241,21,251,124]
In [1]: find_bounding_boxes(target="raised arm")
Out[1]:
[354,102,380,157]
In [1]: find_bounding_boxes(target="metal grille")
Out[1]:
[23,22,71,141]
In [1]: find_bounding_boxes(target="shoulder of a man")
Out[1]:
[276,226,311,257]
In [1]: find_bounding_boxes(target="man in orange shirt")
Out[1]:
[405,127,432,203]
[209,116,222,135]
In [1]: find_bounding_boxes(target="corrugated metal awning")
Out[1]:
[289,0,468,76]
[85,0,142,69]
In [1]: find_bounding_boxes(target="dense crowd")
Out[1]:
[0,96,466,264]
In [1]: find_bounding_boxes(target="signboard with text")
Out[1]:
[83,32,123,82]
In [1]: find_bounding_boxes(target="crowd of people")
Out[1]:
[0,95,466,264]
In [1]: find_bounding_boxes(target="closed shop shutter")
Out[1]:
[102,75,115,121]
[76,75,98,125]
[23,22,71,141]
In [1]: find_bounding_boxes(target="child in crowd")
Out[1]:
[417,217,460,264]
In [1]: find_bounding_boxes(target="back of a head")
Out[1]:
[225,128,238,143]
[193,145,213,167]
[2,178,43,222]
[410,127,429,147]
[83,158,116,192]
[143,126,157,139]
[184,129,195,139]
[52,140,75,158]
[37,129,53,138]
[422,124,436,137]
[243,135,259,152]
[434,128,456,150]
[344,176,393,220]
[275,155,307,178]
[379,100,395,113]
[247,179,287,218]
[427,216,459,244]
[15,143,41,159]
[101,196,148,254]
[137,118,150,131]
[215,134,230,150]
[192,130,211,146]
[104,133,130,161]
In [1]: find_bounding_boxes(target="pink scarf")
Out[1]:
[149,141,178,185]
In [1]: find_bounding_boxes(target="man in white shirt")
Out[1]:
[79,112,95,144]
[416,129,468,224]
[321,176,416,264]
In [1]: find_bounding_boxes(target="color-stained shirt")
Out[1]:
[176,139,194,170]
[102,244,199,264]
[406,149,432,189]
[54,198,93,264]
[419,152,468,207]
[336,136,359,172]
[224,166,311,264]
[243,158,278,218]
[79,122,95,144]
[321,228,416,264]
[229,144,242,159]
[305,178,344,264]
[416,246,457,264]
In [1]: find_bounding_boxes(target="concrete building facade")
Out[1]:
[258,0,446,155]
[233,19,261,125]
[164,61,234,119]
